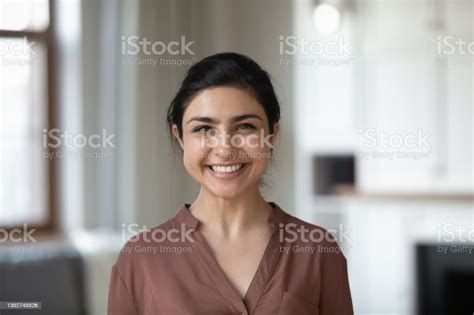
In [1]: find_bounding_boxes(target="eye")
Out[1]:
[237,123,256,131]
[192,126,215,135]
[192,126,209,133]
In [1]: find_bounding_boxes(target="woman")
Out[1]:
[108,53,353,315]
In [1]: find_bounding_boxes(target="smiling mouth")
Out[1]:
[206,163,248,174]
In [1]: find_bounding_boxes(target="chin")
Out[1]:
[209,187,244,199]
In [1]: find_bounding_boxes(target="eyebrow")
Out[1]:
[186,114,263,125]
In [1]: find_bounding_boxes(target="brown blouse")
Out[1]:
[108,202,353,315]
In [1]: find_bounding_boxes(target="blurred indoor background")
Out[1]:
[0,0,473,314]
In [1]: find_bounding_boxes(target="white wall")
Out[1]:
[292,0,473,314]
[131,0,296,227]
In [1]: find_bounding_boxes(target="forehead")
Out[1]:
[184,86,265,119]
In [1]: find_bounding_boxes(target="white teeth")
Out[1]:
[210,164,244,173]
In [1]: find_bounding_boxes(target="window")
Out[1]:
[0,0,55,230]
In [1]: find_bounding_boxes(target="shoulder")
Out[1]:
[113,216,184,272]
[278,207,347,260]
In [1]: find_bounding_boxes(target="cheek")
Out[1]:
[185,136,206,152]
[244,132,273,175]
[182,136,206,170]
[241,131,273,154]
[241,137,271,169]
[253,153,270,169]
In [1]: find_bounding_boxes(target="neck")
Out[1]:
[189,185,273,238]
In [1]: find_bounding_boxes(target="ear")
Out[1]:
[172,124,185,150]
[269,122,280,147]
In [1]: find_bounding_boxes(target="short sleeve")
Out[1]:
[330,257,353,314]
[107,265,137,315]
[319,243,354,315]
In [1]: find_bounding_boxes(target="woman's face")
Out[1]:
[172,86,279,199]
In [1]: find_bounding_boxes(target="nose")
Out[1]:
[211,129,238,160]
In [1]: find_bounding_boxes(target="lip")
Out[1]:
[205,163,249,180]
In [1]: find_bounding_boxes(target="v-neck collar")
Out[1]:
[174,202,287,314]
[175,201,286,231]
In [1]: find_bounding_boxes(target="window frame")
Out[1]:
[0,0,57,233]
